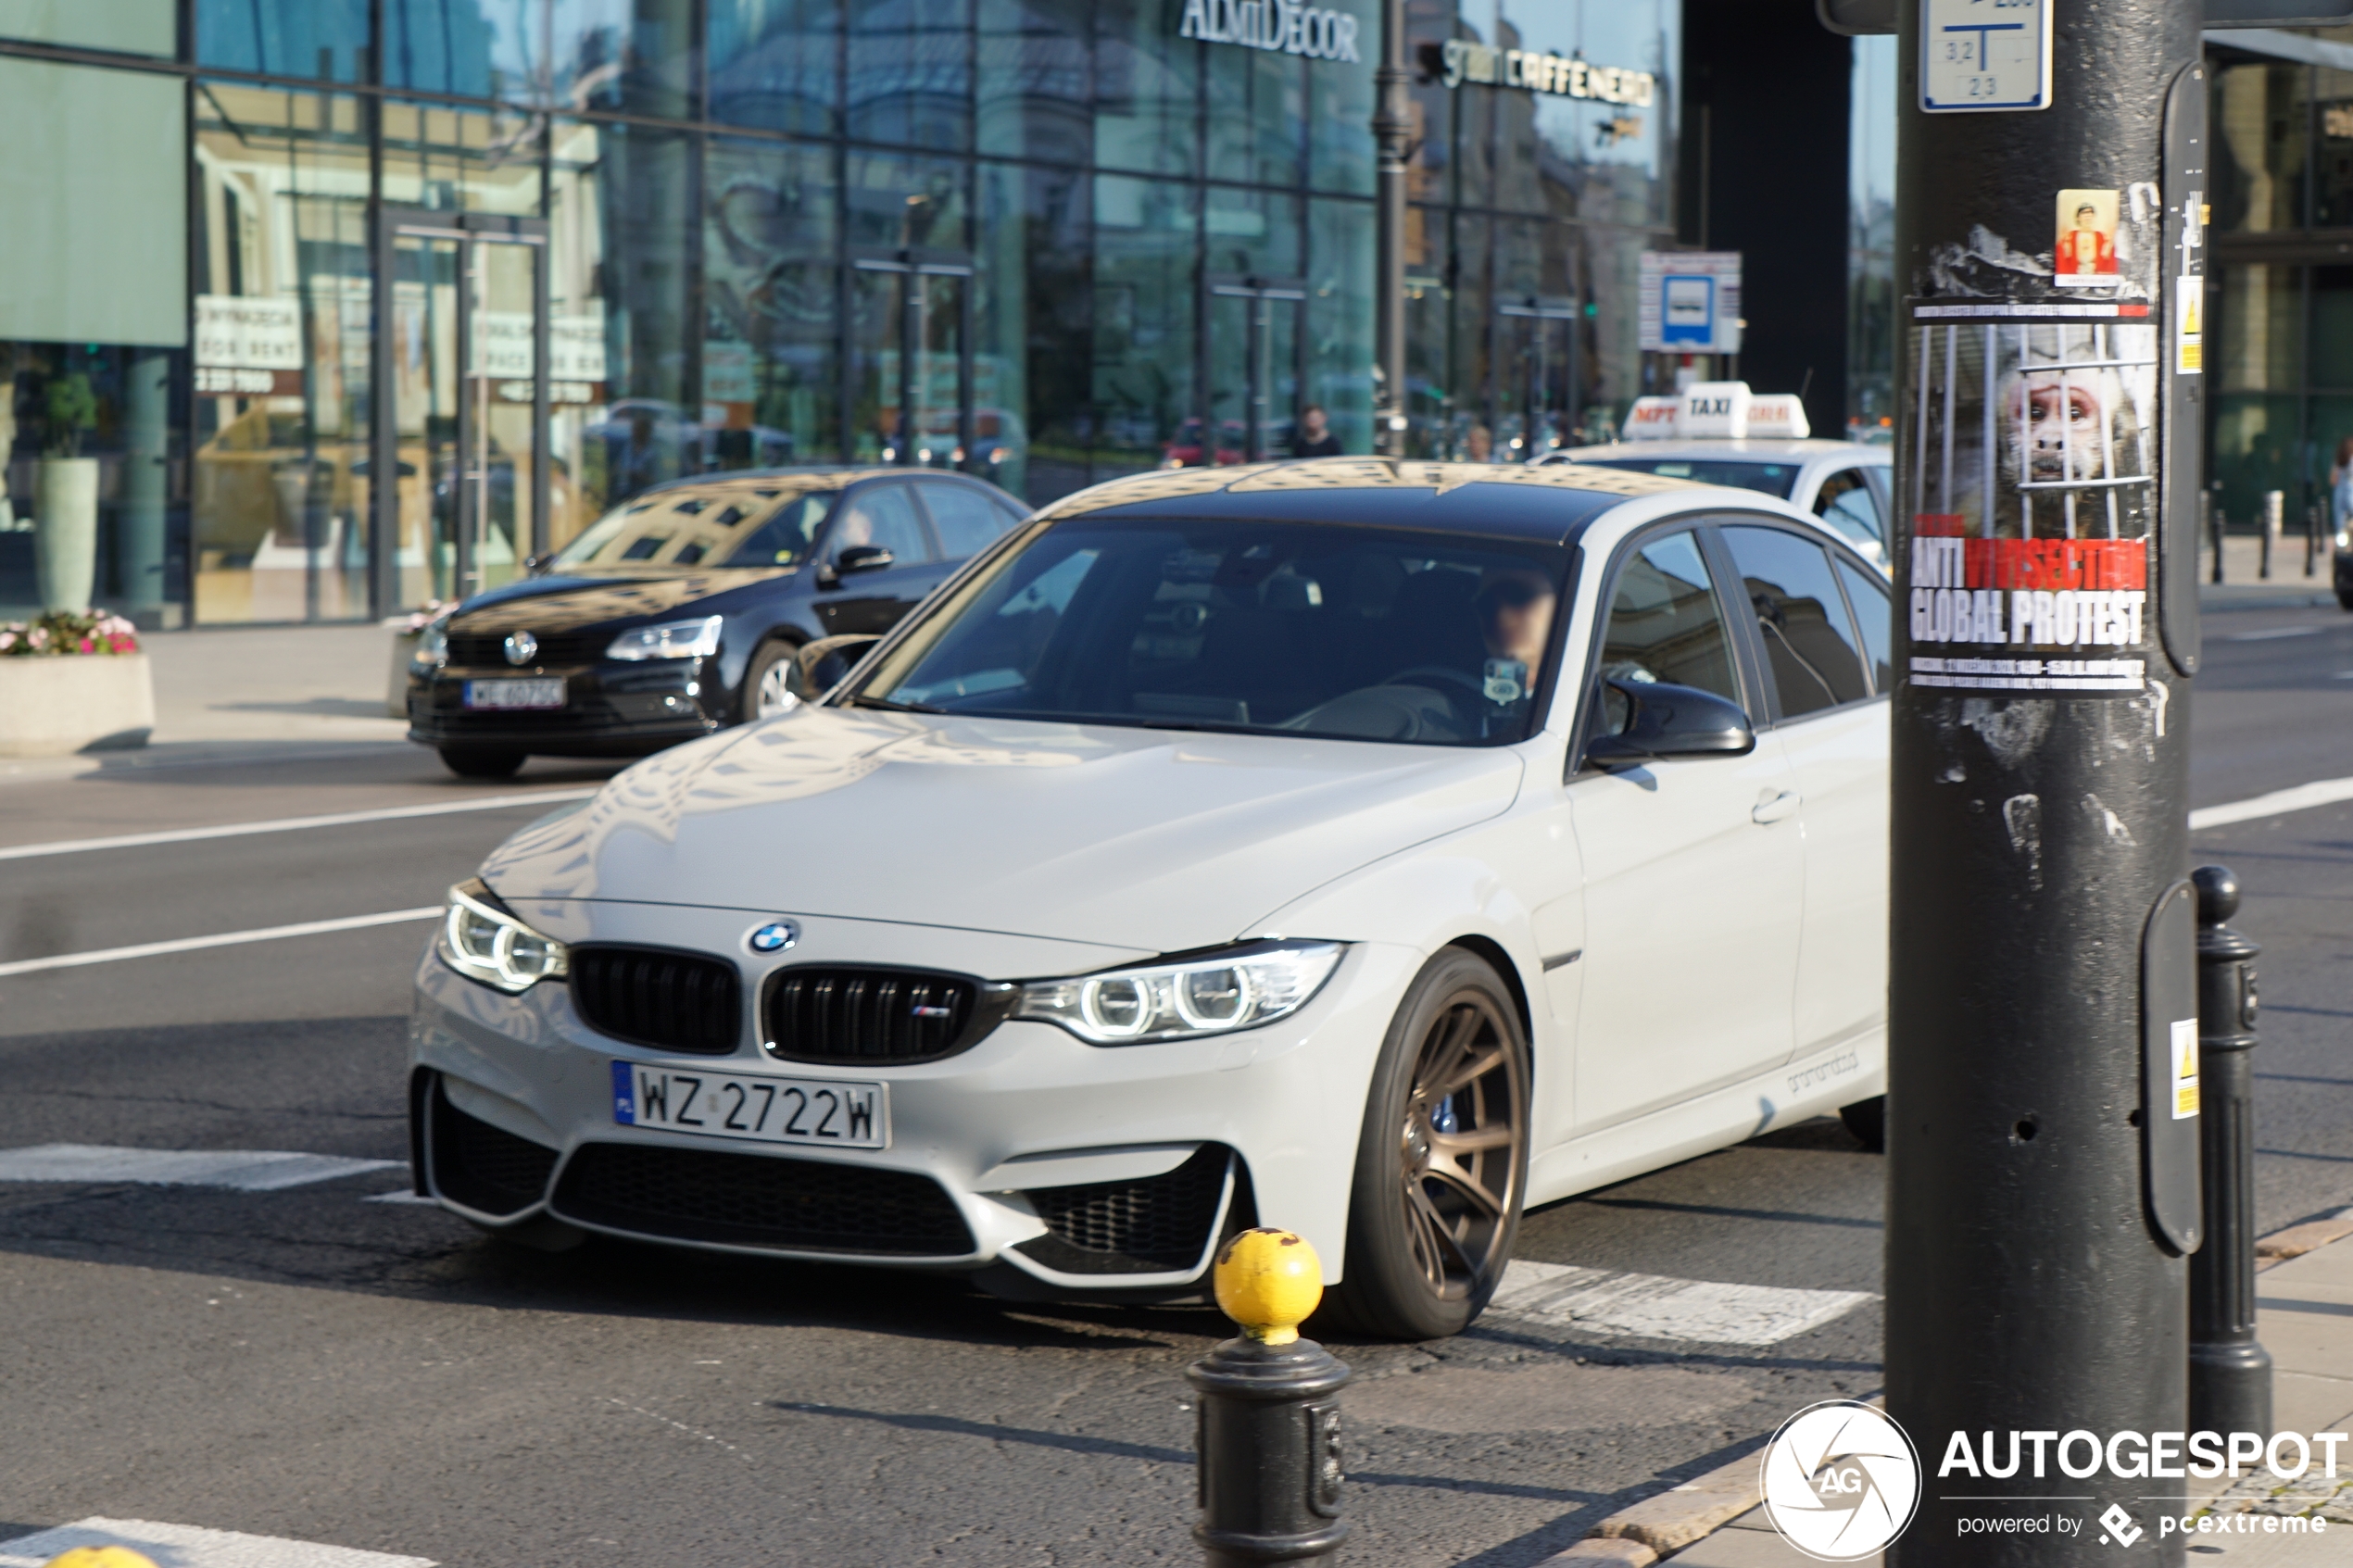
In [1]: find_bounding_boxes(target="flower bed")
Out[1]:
[0,608,154,756]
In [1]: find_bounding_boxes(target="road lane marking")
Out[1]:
[0,907,439,977]
[1489,1260,1874,1346]
[2190,775,2353,831]
[0,787,598,862]
[2223,625,2323,641]
[0,1145,403,1190]
[0,1519,434,1567]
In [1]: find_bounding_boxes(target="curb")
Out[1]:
[1514,1213,2353,1566]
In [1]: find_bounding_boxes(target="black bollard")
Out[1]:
[1187,1228,1350,1567]
[2189,865,2272,1437]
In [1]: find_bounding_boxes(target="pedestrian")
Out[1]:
[1290,404,1343,458]
[1463,423,1492,463]
[2331,436,2353,537]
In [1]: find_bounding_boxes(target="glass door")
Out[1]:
[1207,278,1305,464]
[1496,295,1581,461]
[849,255,974,468]
[380,210,548,608]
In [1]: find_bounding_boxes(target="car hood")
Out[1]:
[480,707,1527,954]
[450,569,789,633]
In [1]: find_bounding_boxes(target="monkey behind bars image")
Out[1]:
[1911,321,2156,541]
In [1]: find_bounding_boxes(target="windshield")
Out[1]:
[1573,458,1800,499]
[550,489,835,569]
[852,518,1573,746]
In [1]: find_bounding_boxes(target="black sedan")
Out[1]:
[407,466,1029,776]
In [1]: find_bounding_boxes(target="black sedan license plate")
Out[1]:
[463,678,565,710]
[610,1061,888,1149]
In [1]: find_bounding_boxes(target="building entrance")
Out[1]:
[376,210,550,608]
[1206,275,1306,463]
[1496,295,1581,460]
[849,251,975,470]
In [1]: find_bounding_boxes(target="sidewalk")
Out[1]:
[0,621,408,784]
[2200,535,2340,612]
[1534,1220,2353,1565]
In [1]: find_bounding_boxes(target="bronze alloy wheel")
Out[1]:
[1321,948,1529,1341]
[1394,987,1525,1299]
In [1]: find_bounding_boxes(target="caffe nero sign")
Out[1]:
[1178,0,1362,62]
[1435,38,1655,107]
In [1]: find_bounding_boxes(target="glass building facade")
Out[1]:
[0,0,1678,624]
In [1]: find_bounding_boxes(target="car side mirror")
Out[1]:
[791,633,885,700]
[1583,679,1756,768]
[836,544,895,574]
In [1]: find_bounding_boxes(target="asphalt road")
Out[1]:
[1,603,2348,1568]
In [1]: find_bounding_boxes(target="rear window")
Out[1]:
[1571,458,1800,500]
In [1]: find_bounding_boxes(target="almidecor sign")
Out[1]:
[1178,0,1362,62]
[1437,38,1655,106]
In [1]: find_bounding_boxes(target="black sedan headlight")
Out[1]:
[607,614,723,660]
[437,878,568,993]
[1014,940,1343,1045]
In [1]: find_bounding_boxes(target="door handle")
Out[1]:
[1752,789,1801,825]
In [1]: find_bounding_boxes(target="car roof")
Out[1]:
[628,467,1009,503]
[1031,457,1702,544]
[1551,439,1889,463]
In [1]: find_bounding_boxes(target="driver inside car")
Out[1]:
[1473,566,1557,728]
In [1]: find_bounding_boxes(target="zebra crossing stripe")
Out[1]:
[0,1519,434,1567]
[0,1145,401,1191]
[1489,1259,1876,1346]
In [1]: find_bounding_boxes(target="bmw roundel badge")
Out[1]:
[747,920,799,954]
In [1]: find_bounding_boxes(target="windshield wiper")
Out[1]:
[839,693,944,714]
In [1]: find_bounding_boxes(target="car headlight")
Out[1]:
[436,878,569,993]
[1014,941,1344,1045]
[2337,529,2349,551]
[606,614,723,661]
[411,620,448,671]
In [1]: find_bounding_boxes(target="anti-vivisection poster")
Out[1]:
[1900,304,2158,696]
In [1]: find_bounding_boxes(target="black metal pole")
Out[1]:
[1371,0,1408,458]
[1886,1,2203,1561]
[2189,865,2271,1437]
[1188,1229,1349,1567]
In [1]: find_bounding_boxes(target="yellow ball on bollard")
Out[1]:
[1212,1226,1323,1345]
[43,1549,161,1568]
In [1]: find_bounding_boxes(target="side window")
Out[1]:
[828,483,934,565]
[1812,467,1886,557]
[1836,557,1894,694]
[1593,529,1744,734]
[921,483,1017,559]
[1721,525,1871,720]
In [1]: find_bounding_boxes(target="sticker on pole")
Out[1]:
[1920,0,2052,114]
[2171,1018,2200,1119]
[1758,1399,1921,1561]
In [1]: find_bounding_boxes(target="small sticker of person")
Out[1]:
[2056,191,2118,283]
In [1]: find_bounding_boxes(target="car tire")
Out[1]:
[1318,947,1530,1342]
[740,638,801,722]
[1840,1095,1887,1153]
[438,746,526,779]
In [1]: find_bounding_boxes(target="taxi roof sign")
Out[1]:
[1622,383,1812,441]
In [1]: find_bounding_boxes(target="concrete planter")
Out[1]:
[0,653,155,756]
[34,457,100,612]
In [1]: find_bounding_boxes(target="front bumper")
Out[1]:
[409,901,1416,1294]
[406,659,728,756]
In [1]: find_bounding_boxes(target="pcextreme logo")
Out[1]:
[1759,1400,1923,1561]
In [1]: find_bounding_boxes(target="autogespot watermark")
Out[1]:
[1760,1403,2347,1555]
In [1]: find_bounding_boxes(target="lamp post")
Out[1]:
[1372,0,1408,457]
[1885,0,2207,1560]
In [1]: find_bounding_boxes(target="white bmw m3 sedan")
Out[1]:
[409,457,1893,1339]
